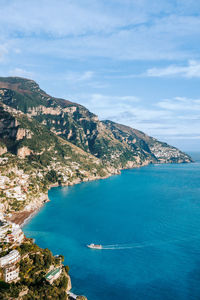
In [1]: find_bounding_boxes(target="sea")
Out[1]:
[23,152,200,300]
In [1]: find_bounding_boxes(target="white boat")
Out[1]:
[87,243,102,249]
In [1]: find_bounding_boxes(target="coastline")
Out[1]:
[4,159,193,300]
[9,158,191,228]
[10,171,119,227]
[9,200,49,228]
[20,207,43,228]
[7,160,168,227]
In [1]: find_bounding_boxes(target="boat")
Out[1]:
[87,243,102,249]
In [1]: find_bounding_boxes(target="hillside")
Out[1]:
[0,76,192,215]
[103,120,191,164]
[0,77,192,171]
[0,101,112,215]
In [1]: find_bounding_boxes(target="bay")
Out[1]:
[23,153,200,300]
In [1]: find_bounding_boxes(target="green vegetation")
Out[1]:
[0,239,70,300]
[77,296,87,300]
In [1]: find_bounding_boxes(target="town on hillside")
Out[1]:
[0,210,87,299]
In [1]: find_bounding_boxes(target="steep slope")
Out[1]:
[0,102,112,214]
[103,120,191,163]
[0,77,192,170]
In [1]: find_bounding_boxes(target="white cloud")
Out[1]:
[64,71,109,89]
[157,96,200,110]
[8,68,34,78]
[1,0,199,39]
[146,60,200,78]
[0,0,134,37]
[68,93,141,121]
[65,71,94,83]
[1,2,200,61]
[69,92,170,126]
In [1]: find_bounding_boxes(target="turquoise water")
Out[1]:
[24,154,200,300]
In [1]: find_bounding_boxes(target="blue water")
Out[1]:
[24,153,200,300]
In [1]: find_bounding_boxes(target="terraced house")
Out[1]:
[4,264,19,283]
[0,250,20,268]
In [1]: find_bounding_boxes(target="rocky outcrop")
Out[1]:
[27,105,61,116]
[17,146,32,158]
[77,296,88,300]
[66,274,72,291]
[0,145,7,155]
[16,128,32,140]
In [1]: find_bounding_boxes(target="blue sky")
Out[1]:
[0,0,200,151]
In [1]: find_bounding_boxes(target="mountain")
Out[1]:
[0,76,192,215]
[0,77,191,164]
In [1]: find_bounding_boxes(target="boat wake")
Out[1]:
[100,235,200,250]
[101,243,152,250]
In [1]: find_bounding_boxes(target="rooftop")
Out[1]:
[45,267,61,280]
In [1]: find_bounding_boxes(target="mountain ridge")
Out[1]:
[0,77,192,167]
[0,76,192,216]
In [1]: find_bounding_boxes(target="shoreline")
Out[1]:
[8,160,178,228]
[9,207,42,228]
[6,159,193,300]
[9,171,120,227]
[9,159,192,228]
[20,206,43,228]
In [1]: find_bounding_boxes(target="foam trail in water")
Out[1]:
[100,235,200,250]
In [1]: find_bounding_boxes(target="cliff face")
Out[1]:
[0,77,192,170]
[0,76,192,214]
[0,102,111,214]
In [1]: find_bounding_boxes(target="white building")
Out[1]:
[4,265,19,282]
[0,250,20,267]
[7,223,24,244]
[0,221,24,244]
[0,221,11,242]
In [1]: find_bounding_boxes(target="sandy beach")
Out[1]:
[9,206,43,228]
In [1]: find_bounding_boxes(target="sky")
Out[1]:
[0,0,200,151]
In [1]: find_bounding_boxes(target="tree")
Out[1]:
[59,276,68,289]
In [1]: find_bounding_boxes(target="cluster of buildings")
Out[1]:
[0,250,21,282]
[150,144,181,161]
[0,219,24,244]
[0,215,63,285]
[0,217,24,283]
[0,170,29,203]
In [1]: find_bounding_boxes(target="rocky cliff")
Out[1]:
[0,76,192,215]
[0,77,192,168]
